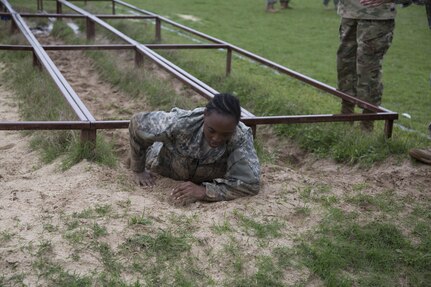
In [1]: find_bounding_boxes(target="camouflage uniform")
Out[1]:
[337,0,412,111]
[129,107,261,202]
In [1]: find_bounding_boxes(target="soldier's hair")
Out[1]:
[205,93,241,123]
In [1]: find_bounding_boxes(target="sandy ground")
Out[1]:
[0,36,430,286]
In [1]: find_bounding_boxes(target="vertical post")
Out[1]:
[10,20,18,34]
[251,125,257,139]
[226,47,232,76]
[56,0,62,21]
[80,129,97,150]
[135,50,144,67]
[32,51,42,70]
[112,0,116,15]
[384,119,394,139]
[86,17,95,40]
[155,17,161,42]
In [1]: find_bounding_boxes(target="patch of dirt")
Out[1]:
[0,35,430,286]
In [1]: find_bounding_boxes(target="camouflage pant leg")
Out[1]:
[337,18,358,112]
[356,19,394,106]
[337,18,358,98]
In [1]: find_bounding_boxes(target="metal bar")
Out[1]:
[112,0,115,15]
[0,121,90,130]
[86,17,95,40]
[241,113,398,126]
[226,47,232,76]
[32,50,42,69]
[91,120,129,129]
[134,48,143,67]
[56,0,62,20]
[0,44,228,51]
[155,16,161,42]
[384,120,394,138]
[43,44,134,50]
[5,12,157,19]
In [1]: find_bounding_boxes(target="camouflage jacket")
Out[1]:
[338,0,412,20]
[129,107,261,201]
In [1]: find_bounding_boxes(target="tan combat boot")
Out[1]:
[266,3,278,13]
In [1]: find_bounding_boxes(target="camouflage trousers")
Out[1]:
[337,18,394,112]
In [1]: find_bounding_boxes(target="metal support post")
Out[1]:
[56,1,62,20]
[112,0,116,15]
[155,17,161,42]
[251,125,257,139]
[135,50,144,67]
[226,47,232,76]
[384,120,394,138]
[80,129,97,149]
[32,51,42,70]
[10,19,17,34]
[86,17,95,40]
[37,0,44,11]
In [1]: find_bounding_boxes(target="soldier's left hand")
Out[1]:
[171,181,206,205]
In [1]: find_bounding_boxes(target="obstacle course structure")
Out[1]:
[0,0,398,147]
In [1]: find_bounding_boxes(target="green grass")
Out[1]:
[296,208,431,286]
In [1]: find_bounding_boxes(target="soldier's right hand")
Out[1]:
[133,170,156,187]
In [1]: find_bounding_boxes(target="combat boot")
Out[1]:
[281,1,292,9]
[266,3,278,12]
[409,147,431,165]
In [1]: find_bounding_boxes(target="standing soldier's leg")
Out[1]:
[337,18,358,114]
[266,0,278,12]
[356,19,394,130]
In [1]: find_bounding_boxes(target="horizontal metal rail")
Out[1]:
[0,121,90,130]
[0,43,230,51]
[0,12,158,19]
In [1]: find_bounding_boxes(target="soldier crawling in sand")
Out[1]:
[128,93,261,205]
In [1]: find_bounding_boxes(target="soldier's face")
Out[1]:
[203,110,237,148]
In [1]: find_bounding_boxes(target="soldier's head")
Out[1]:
[203,93,241,148]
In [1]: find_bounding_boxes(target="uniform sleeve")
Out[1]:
[128,110,176,172]
[202,128,261,201]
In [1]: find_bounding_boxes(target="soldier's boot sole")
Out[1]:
[409,148,431,165]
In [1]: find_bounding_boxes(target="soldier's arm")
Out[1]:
[128,111,175,172]
[202,129,261,201]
